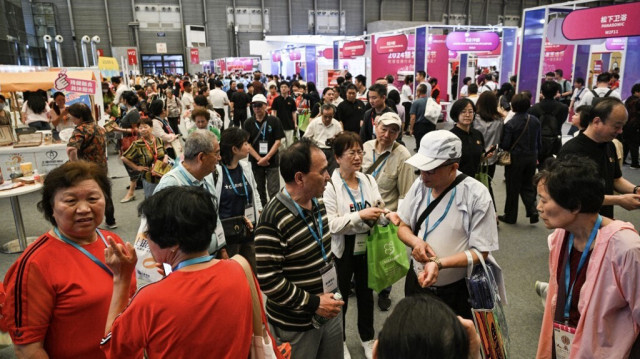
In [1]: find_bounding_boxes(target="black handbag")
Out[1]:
[220,216,251,243]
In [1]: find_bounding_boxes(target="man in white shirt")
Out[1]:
[569,77,587,112]
[304,104,343,174]
[112,76,129,106]
[394,130,500,319]
[209,80,230,128]
[416,70,432,97]
[181,81,195,111]
[478,74,497,94]
[355,75,369,104]
[580,72,621,106]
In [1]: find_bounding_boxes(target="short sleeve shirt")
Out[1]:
[410,97,428,124]
[123,136,166,183]
[244,116,285,167]
[67,122,107,169]
[272,96,297,130]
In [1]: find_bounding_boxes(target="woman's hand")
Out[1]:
[359,207,385,221]
[137,165,149,172]
[105,236,137,280]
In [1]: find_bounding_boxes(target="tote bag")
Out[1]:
[366,224,410,292]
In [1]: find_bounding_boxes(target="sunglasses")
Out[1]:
[252,103,265,108]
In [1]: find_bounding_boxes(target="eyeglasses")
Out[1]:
[422,161,456,175]
[344,150,365,158]
[252,103,264,108]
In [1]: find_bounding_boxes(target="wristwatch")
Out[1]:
[429,256,442,270]
[634,185,640,195]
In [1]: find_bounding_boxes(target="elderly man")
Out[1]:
[559,97,640,217]
[361,111,416,311]
[153,130,227,258]
[255,138,344,358]
[304,104,343,175]
[395,130,500,319]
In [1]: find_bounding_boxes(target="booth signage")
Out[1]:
[445,32,500,52]
[127,48,138,65]
[289,50,301,61]
[272,52,281,62]
[322,48,334,59]
[375,35,408,54]
[562,2,640,40]
[53,69,96,95]
[227,58,254,72]
[156,43,167,54]
[342,40,366,57]
[545,41,567,52]
[605,38,625,51]
[97,49,104,57]
[190,48,199,64]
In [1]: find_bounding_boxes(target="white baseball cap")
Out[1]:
[405,130,462,171]
[252,94,268,104]
[376,112,402,128]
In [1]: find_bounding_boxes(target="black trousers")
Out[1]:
[404,262,472,319]
[336,235,374,341]
[623,138,640,166]
[487,163,497,210]
[214,108,225,129]
[414,121,436,149]
[105,195,116,225]
[402,102,412,131]
[503,153,537,222]
[167,117,181,135]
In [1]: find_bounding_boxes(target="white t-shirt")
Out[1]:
[571,87,588,109]
[303,117,343,149]
[114,84,129,104]
[401,84,413,103]
[209,88,229,109]
[181,92,194,110]
[579,86,621,106]
[460,85,469,97]
[479,81,497,93]
[22,102,50,125]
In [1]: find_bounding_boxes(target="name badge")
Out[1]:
[553,322,575,359]
[320,261,338,293]
[354,233,367,255]
[162,263,173,276]
[245,204,255,223]
[259,140,269,155]
[215,225,225,247]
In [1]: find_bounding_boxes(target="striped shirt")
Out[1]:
[255,191,333,331]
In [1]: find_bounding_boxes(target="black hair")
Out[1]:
[139,186,217,254]
[428,77,438,85]
[368,83,387,97]
[416,70,426,78]
[355,75,366,85]
[497,82,515,102]
[575,105,592,129]
[194,95,208,107]
[463,76,472,85]
[345,83,357,92]
[534,156,604,214]
[541,81,560,100]
[588,97,623,124]
[377,296,469,359]
[510,75,517,83]
[220,127,250,166]
[68,103,93,123]
[322,87,334,96]
[545,72,556,77]
[597,72,611,83]
[468,83,478,94]
[0,94,5,102]
[345,72,352,80]
[280,138,320,183]
[148,99,164,117]
[307,82,318,93]
[336,77,345,85]
[632,83,640,94]
[38,161,112,226]
[416,84,427,95]
[385,74,394,84]
[554,69,564,77]
[387,89,401,105]
[27,92,46,114]
[122,91,139,106]
[332,131,362,158]
[511,93,531,113]
[237,83,244,90]
[111,76,121,84]
[450,98,475,122]
[215,80,223,88]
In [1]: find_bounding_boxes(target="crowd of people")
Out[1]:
[0,66,639,359]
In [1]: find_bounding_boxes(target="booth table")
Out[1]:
[0,183,43,253]
[0,142,68,177]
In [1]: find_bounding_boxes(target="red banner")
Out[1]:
[375,35,408,54]
[190,48,200,64]
[562,2,640,40]
[97,49,104,57]
[342,40,366,57]
[322,48,333,59]
[127,48,138,65]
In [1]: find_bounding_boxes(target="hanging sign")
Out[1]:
[190,48,200,64]
[54,69,96,95]
[445,32,500,52]
[375,35,408,54]
[605,38,625,51]
[127,48,138,65]
[272,52,281,62]
[342,40,366,57]
[562,2,640,40]
[322,48,334,59]
[289,50,301,61]
[156,43,167,54]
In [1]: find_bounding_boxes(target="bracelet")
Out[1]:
[429,256,442,270]
[634,185,640,195]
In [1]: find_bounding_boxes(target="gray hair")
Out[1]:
[184,130,216,161]
[321,103,335,116]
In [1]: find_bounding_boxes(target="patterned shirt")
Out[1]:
[67,122,107,169]
[122,136,165,183]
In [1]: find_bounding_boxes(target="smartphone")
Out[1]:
[486,144,497,154]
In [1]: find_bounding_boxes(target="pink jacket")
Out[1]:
[536,220,640,358]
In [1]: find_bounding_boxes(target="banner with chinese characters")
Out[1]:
[342,40,366,57]
[53,69,96,95]
[190,48,200,64]
[371,34,415,90]
[542,39,574,81]
[562,2,640,40]
[427,35,449,101]
[445,32,500,52]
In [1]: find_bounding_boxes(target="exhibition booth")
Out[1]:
[205,57,261,76]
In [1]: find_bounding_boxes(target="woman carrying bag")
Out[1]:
[323,131,390,359]
[216,127,263,272]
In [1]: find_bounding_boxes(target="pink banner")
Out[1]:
[321,48,333,59]
[127,48,138,65]
[272,52,281,62]
[371,34,414,89]
[227,58,254,72]
[375,35,408,54]
[543,37,574,81]
[563,2,640,40]
[427,35,449,102]
[545,41,567,52]
[605,38,625,51]
[342,40,366,57]
[54,69,96,95]
[445,32,500,52]
[289,50,301,61]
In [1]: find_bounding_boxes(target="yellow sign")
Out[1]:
[98,57,120,79]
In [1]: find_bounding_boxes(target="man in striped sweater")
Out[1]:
[255,138,345,358]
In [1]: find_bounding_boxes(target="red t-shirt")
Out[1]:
[101,260,253,359]
[3,231,136,359]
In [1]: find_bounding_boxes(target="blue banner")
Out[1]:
[500,28,517,85]
[574,45,590,83]
[305,46,317,84]
[622,37,640,99]
[415,27,427,76]
[518,9,546,101]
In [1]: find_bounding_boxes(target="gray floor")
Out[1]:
[0,125,638,359]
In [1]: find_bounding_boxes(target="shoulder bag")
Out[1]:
[120,125,139,153]
[365,142,399,175]
[497,115,529,166]
[413,174,468,236]
[221,216,251,243]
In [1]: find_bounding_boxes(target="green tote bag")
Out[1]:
[366,224,410,292]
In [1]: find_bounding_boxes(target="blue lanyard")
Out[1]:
[283,188,327,262]
[340,173,365,211]
[371,152,389,178]
[173,255,215,271]
[422,187,456,241]
[178,166,210,192]
[564,215,602,321]
[222,165,249,203]
[255,121,267,140]
[54,227,112,276]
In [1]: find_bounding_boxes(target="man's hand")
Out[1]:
[315,293,344,318]
[105,236,137,280]
[616,194,640,210]
[417,261,439,287]
[386,212,402,226]
[257,157,270,167]
[411,240,436,264]
[359,207,385,221]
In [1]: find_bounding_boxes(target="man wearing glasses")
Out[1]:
[394,130,500,319]
[244,94,285,206]
[303,104,343,175]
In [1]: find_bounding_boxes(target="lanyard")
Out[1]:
[422,188,456,241]
[222,165,249,203]
[255,121,267,140]
[340,173,365,211]
[564,215,602,321]
[142,136,158,161]
[54,227,112,276]
[575,88,585,100]
[283,188,327,262]
[372,151,389,178]
[160,118,174,134]
[173,255,214,271]
[178,166,211,192]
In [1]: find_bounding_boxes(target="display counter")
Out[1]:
[0,143,68,176]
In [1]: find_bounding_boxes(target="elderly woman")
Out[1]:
[101,186,256,358]
[535,156,640,358]
[164,88,182,134]
[449,98,487,177]
[188,108,221,140]
[121,117,168,200]
[217,127,262,271]
[323,131,388,358]
[498,93,542,224]
[2,161,136,358]
[148,99,178,159]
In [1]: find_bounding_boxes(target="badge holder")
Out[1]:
[259,140,269,155]
[320,261,338,293]
[354,232,367,255]
[553,322,575,359]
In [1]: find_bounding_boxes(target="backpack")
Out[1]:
[539,106,560,138]
[424,97,441,123]
[590,89,614,106]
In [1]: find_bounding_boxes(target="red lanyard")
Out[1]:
[142,136,158,161]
